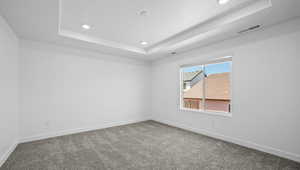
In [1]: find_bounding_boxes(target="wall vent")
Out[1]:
[238,25,261,34]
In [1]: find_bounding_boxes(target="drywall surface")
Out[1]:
[151,19,300,162]
[19,40,151,142]
[0,15,19,166]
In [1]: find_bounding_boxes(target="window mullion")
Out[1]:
[202,65,206,111]
[180,68,184,109]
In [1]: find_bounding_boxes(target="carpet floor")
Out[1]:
[1,120,299,170]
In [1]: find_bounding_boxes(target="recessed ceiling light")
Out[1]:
[218,0,230,5]
[81,24,91,30]
[140,41,148,45]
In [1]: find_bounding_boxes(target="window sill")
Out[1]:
[179,107,232,118]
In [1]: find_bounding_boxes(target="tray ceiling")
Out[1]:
[58,0,270,55]
[1,0,300,59]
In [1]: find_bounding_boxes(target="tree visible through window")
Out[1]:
[181,58,231,113]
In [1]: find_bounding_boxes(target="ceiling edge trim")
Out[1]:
[58,29,147,54]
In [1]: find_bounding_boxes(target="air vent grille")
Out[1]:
[238,25,261,34]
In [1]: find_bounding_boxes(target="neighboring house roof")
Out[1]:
[183,72,230,100]
[183,70,202,82]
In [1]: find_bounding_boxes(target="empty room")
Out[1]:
[0,0,300,169]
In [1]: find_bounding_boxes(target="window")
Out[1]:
[180,57,232,115]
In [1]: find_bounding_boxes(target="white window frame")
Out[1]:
[179,56,232,117]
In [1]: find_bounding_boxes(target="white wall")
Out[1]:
[151,19,300,162]
[0,16,19,165]
[19,40,151,142]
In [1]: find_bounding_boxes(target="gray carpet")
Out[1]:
[1,121,299,170]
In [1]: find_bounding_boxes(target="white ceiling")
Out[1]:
[60,0,252,48]
[0,0,300,60]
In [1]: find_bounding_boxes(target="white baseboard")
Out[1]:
[153,118,300,163]
[20,118,150,143]
[0,142,18,168]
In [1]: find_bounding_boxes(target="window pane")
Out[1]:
[204,61,231,112]
[182,65,204,110]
